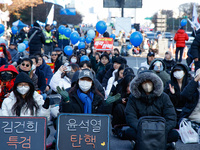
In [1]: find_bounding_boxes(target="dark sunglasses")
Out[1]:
[22,63,30,67]
[51,54,57,56]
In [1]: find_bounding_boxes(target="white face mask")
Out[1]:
[71,58,77,63]
[142,82,153,93]
[86,49,91,54]
[32,64,36,70]
[173,70,184,79]
[17,86,30,95]
[78,80,92,92]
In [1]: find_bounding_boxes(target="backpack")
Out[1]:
[137,116,166,150]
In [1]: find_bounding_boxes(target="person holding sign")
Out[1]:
[59,69,104,114]
[0,72,50,118]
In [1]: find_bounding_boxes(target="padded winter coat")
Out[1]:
[174,29,189,47]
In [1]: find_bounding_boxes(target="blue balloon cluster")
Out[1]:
[87,29,95,39]
[64,46,73,56]
[18,43,26,52]
[130,32,143,47]
[110,34,116,40]
[58,25,66,35]
[78,42,85,49]
[79,37,85,42]
[0,24,4,34]
[64,28,71,37]
[96,21,107,34]
[70,32,80,45]
[80,55,89,62]
[86,37,92,44]
[11,26,18,35]
[181,19,187,27]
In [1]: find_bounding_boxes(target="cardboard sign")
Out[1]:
[56,113,110,150]
[94,38,113,51]
[0,116,47,150]
[46,63,55,73]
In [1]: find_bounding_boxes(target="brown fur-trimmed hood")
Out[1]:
[130,71,163,98]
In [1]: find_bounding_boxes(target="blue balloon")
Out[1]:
[11,26,18,34]
[86,37,92,44]
[58,25,66,35]
[23,41,29,48]
[0,38,5,44]
[110,34,116,40]
[80,55,89,62]
[87,29,95,39]
[70,32,80,45]
[64,28,71,37]
[18,43,26,52]
[64,46,73,56]
[0,32,4,37]
[0,24,4,34]
[96,21,107,34]
[79,37,85,42]
[53,21,57,26]
[181,19,187,27]
[78,42,85,49]
[130,31,143,47]
[127,44,132,50]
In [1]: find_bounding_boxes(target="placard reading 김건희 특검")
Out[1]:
[56,113,110,150]
[0,116,47,150]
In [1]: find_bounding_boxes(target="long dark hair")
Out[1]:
[115,64,126,81]
[69,80,104,100]
[12,82,39,116]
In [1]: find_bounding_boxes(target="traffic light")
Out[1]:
[134,23,140,31]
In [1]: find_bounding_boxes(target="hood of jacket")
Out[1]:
[130,70,163,99]
[149,58,167,71]
[170,63,189,87]
[39,58,47,70]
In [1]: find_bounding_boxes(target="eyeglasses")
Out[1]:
[22,63,30,67]
[51,54,57,56]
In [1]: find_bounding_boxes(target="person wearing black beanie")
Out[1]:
[1,72,50,118]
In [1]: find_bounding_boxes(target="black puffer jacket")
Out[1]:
[190,29,200,71]
[59,90,103,114]
[179,79,199,122]
[164,64,189,109]
[28,22,45,56]
[102,66,115,88]
[125,71,176,134]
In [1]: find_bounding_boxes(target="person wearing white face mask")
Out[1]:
[119,70,179,149]
[164,64,190,124]
[59,69,105,114]
[0,72,50,119]
[69,54,79,64]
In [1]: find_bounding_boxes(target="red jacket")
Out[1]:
[0,65,18,107]
[174,29,189,47]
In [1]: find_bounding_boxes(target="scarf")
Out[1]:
[77,89,94,114]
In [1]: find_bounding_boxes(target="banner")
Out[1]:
[46,63,55,73]
[60,8,76,15]
[94,38,113,51]
[192,4,200,30]
[46,4,54,25]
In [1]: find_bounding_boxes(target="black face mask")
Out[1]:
[19,67,30,75]
[66,72,75,79]
[1,72,12,81]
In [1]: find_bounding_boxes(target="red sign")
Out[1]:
[94,38,113,51]
[46,63,55,73]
